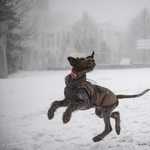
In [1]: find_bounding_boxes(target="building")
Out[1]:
[98,23,126,53]
[21,0,78,70]
[96,23,126,65]
[21,0,128,70]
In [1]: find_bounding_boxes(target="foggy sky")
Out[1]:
[49,0,150,28]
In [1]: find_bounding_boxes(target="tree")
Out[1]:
[99,40,110,64]
[0,0,20,78]
[71,12,98,53]
[101,40,110,52]
[127,8,150,51]
[3,0,37,73]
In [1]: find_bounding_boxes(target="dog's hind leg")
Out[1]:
[110,111,120,135]
[93,107,112,142]
[47,98,69,120]
[95,108,102,118]
[110,100,120,135]
[93,100,119,142]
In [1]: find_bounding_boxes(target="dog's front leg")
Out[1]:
[63,89,90,123]
[63,103,77,123]
[47,98,69,120]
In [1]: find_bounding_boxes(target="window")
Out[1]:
[50,19,52,27]
[42,33,45,47]
[48,19,50,27]
[44,17,46,26]
[47,38,50,48]
[62,31,65,38]
[51,39,54,47]
[57,32,60,46]
[47,33,55,47]
[47,33,54,38]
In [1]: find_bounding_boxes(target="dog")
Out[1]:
[47,51,149,142]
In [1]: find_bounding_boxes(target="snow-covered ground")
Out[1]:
[0,68,150,150]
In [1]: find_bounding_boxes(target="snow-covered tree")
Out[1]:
[4,0,37,73]
[99,40,110,64]
[71,12,98,53]
[101,40,110,52]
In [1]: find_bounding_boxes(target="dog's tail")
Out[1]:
[116,89,150,99]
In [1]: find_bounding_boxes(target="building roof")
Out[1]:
[56,12,79,25]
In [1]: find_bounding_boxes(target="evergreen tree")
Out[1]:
[100,40,110,64]
[101,40,110,52]
[2,0,37,73]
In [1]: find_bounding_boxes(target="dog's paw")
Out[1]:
[116,126,121,135]
[116,121,121,135]
[63,111,71,124]
[47,101,61,120]
[47,109,54,120]
[115,112,121,135]
[93,135,102,142]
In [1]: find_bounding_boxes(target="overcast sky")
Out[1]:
[49,0,150,28]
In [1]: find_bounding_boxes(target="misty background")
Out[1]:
[1,1,150,149]
[1,0,150,77]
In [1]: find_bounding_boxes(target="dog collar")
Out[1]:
[71,70,83,79]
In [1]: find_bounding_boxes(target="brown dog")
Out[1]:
[47,51,149,142]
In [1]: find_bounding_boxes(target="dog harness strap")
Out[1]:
[77,81,97,108]
[64,75,87,103]
[66,75,86,88]
[89,93,97,108]
[65,74,97,107]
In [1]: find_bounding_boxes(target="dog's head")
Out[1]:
[68,51,96,75]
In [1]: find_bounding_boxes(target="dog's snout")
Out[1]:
[87,58,94,62]
[87,59,95,64]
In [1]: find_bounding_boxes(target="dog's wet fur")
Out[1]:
[47,51,149,142]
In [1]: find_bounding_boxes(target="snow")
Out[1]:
[0,68,150,150]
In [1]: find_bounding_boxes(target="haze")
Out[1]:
[49,0,150,28]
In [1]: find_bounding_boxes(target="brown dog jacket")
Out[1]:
[64,75,117,108]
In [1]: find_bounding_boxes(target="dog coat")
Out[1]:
[64,75,117,108]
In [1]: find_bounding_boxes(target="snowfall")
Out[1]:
[0,68,150,150]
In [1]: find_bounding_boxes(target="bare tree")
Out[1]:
[8,0,37,50]
[127,8,150,51]
[71,12,98,53]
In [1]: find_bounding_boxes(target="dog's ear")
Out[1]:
[91,51,94,58]
[86,51,95,59]
[67,57,79,66]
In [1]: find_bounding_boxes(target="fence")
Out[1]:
[47,51,150,69]
[94,51,150,65]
